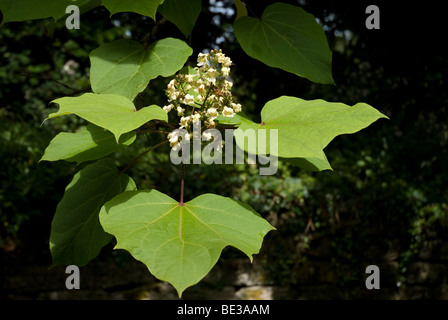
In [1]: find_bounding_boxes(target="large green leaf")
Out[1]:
[89,38,193,100]
[0,0,101,25]
[234,3,334,84]
[50,158,136,266]
[102,0,164,20]
[40,124,136,165]
[47,93,167,142]
[158,0,202,37]
[99,190,274,296]
[234,96,388,169]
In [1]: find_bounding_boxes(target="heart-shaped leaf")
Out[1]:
[89,38,193,100]
[50,158,136,266]
[99,190,275,296]
[234,96,388,169]
[234,3,334,84]
[158,0,202,37]
[47,93,167,142]
[103,0,164,20]
[40,124,136,165]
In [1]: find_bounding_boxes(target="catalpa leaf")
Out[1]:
[158,0,202,38]
[47,93,167,142]
[0,0,100,25]
[90,38,193,100]
[50,158,136,266]
[234,3,334,84]
[103,0,164,20]
[99,190,275,296]
[40,124,136,165]
[234,96,388,169]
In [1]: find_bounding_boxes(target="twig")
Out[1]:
[242,1,259,19]
[179,160,185,206]
[119,140,169,175]
[136,129,171,134]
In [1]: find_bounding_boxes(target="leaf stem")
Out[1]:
[119,140,169,175]
[242,1,259,19]
[179,157,185,207]
[136,129,171,134]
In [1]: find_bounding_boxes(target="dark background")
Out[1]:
[1,0,447,299]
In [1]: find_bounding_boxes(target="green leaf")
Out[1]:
[90,38,193,101]
[216,112,256,127]
[158,0,202,37]
[234,3,334,84]
[0,0,100,25]
[102,0,164,20]
[50,158,136,266]
[40,124,136,165]
[234,96,388,169]
[279,153,333,172]
[99,190,274,296]
[233,0,248,20]
[47,93,167,142]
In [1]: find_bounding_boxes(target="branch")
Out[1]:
[119,140,169,175]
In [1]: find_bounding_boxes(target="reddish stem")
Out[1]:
[179,161,185,206]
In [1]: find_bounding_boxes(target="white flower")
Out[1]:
[163,104,174,113]
[166,79,179,101]
[185,74,195,83]
[168,131,180,147]
[222,56,232,68]
[223,106,235,117]
[202,131,213,141]
[221,66,230,76]
[206,107,219,119]
[205,68,218,85]
[223,80,233,91]
[168,79,176,89]
[191,113,201,125]
[197,52,209,66]
[231,103,242,113]
[184,94,195,105]
[180,116,190,128]
[177,106,185,116]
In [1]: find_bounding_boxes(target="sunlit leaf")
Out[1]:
[40,124,136,165]
[99,190,274,296]
[234,96,388,170]
[47,93,167,142]
[90,38,193,100]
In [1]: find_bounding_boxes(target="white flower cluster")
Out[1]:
[163,49,242,150]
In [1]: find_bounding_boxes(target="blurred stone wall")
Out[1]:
[2,233,447,300]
